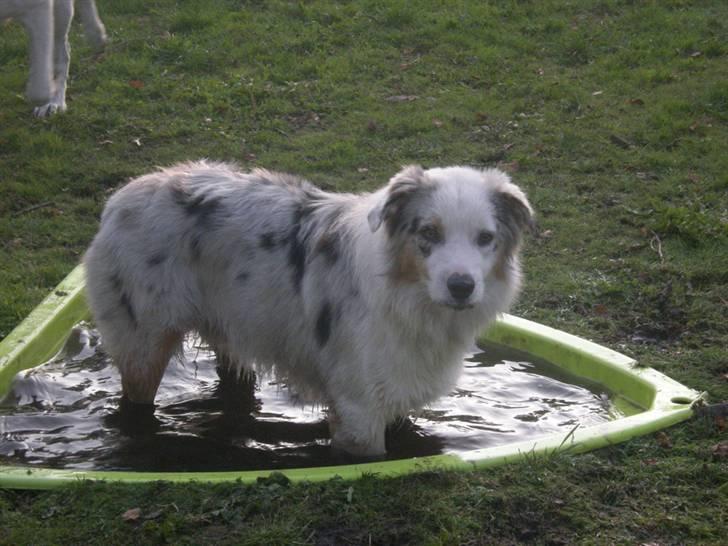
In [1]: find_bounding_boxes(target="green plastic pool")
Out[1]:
[0,265,702,489]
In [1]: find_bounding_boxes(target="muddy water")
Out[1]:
[0,325,620,471]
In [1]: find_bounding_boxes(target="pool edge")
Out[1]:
[0,265,703,489]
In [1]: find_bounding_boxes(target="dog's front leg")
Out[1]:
[33,0,73,117]
[20,0,54,105]
[328,398,387,457]
[76,0,107,49]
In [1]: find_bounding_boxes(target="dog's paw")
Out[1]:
[33,100,67,118]
[26,87,54,105]
[330,426,387,457]
[89,31,108,51]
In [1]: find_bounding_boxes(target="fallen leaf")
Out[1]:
[128,79,144,89]
[122,508,142,522]
[627,98,645,106]
[715,415,726,432]
[593,304,608,316]
[592,90,603,96]
[399,55,421,70]
[712,442,728,459]
[656,431,672,449]
[432,119,443,127]
[499,161,520,173]
[539,229,553,239]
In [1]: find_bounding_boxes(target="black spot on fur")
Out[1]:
[235,271,250,282]
[172,181,225,230]
[189,233,202,262]
[288,208,307,292]
[260,232,278,250]
[315,302,333,347]
[170,182,191,207]
[110,273,123,292]
[147,252,167,267]
[117,208,137,228]
[186,196,223,229]
[120,292,137,327]
[315,232,339,265]
[109,273,137,328]
[408,217,421,234]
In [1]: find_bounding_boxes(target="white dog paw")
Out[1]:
[33,101,67,118]
[89,31,108,51]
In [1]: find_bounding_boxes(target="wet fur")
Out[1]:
[84,161,534,456]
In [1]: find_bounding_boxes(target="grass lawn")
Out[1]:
[1,0,726,543]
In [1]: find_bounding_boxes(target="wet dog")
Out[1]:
[0,0,106,116]
[84,162,534,456]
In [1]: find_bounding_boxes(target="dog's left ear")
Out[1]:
[368,165,428,233]
[489,171,536,246]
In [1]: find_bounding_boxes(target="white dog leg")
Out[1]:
[19,0,54,105]
[76,0,107,49]
[329,400,387,457]
[33,0,73,117]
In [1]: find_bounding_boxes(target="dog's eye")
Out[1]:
[477,231,494,247]
[419,224,443,244]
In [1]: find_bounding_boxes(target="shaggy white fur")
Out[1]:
[84,162,534,456]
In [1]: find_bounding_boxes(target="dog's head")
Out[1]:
[368,165,534,310]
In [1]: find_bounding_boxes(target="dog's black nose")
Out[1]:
[447,273,475,301]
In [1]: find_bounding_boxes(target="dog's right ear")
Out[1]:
[367,165,427,233]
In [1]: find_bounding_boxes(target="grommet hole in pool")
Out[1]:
[0,324,622,472]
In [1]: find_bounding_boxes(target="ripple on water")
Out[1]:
[0,324,621,471]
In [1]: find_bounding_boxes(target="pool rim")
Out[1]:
[0,265,702,489]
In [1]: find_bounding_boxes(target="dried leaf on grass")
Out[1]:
[711,442,728,460]
[122,507,142,522]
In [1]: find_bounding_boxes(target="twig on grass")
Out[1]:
[12,201,54,217]
[649,230,665,263]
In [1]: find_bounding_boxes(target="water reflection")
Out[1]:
[0,325,618,471]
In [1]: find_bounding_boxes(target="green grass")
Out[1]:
[1,0,727,543]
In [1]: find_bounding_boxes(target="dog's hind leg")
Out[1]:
[117,330,184,405]
[33,0,73,117]
[76,0,107,49]
[19,0,54,105]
